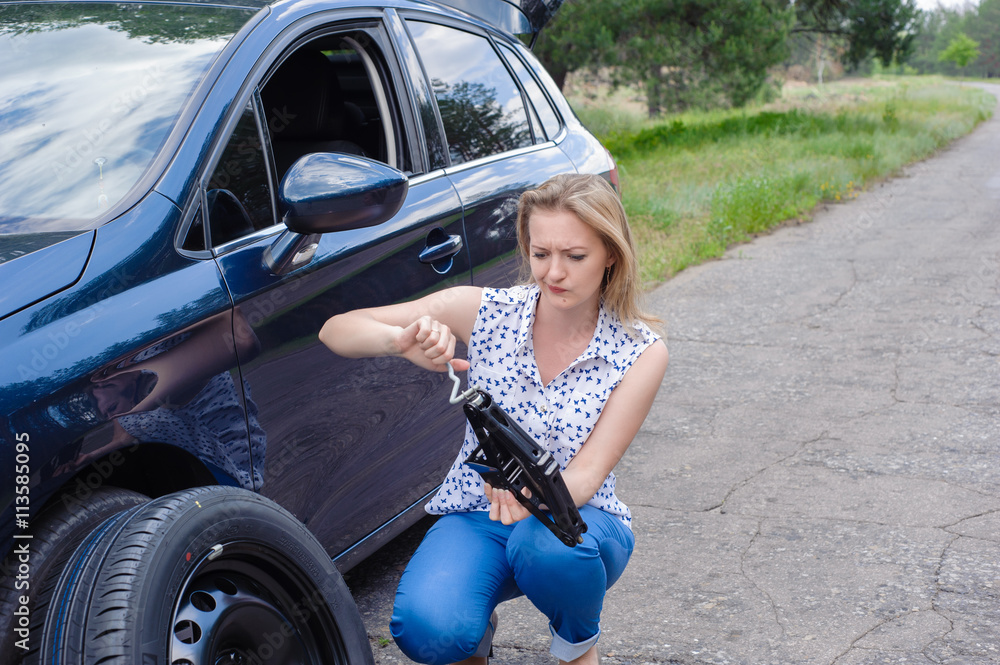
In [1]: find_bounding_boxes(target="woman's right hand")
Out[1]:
[394,315,470,373]
[319,285,481,368]
[484,482,533,525]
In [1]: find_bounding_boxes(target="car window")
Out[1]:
[405,21,532,165]
[260,31,407,184]
[181,208,207,253]
[206,103,275,247]
[496,42,562,141]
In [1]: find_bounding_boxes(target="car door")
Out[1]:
[402,16,578,287]
[207,20,472,561]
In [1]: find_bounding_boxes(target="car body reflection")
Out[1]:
[55,310,266,491]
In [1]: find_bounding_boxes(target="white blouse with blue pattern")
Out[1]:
[425,284,660,529]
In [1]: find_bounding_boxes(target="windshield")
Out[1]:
[0,3,255,238]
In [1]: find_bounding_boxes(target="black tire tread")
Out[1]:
[40,503,146,665]
[0,486,147,665]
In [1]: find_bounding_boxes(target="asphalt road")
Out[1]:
[344,83,1000,665]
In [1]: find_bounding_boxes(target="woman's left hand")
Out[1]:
[484,482,533,525]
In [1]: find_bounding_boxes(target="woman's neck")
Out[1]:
[535,299,598,339]
[532,293,600,385]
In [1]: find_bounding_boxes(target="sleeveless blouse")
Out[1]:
[425,285,660,528]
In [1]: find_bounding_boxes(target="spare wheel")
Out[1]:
[40,485,374,665]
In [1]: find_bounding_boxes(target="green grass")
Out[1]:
[570,76,995,286]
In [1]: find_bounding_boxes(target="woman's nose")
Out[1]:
[548,259,566,280]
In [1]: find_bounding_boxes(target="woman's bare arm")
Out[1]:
[319,285,483,372]
[489,339,668,524]
[562,339,668,505]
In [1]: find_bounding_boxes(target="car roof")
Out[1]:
[0,0,559,39]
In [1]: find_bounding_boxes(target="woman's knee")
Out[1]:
[391,603,486,665]
[506,508,635,595]
[506,518,605,586]
[390,512,512,663]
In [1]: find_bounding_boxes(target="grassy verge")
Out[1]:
[569,76,996,287]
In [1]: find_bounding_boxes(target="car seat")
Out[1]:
[262,48,368,181]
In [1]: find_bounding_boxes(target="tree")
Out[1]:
[907,5,966,75]
[535,0,922,116]
[532,0,618,91]
[790,0,921,69]
[965,0,1000,77]
[537,0,793,116]
[938,31,980,69]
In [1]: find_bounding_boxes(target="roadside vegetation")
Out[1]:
[568,76,995,286]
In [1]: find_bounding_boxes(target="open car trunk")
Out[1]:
[431,0,563,43]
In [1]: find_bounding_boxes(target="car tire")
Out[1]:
[0,486,149,665]
[39,485,374,665]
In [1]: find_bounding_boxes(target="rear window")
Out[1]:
[496,42,561,141]
[0,3,252,242]
[406,20,532,165]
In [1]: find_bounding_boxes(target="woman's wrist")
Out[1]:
[385,324,407,357]
[560,466,603,508]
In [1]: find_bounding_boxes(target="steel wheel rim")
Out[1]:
[168,544,346,665]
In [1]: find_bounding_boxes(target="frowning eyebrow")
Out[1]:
[530,244,589,252]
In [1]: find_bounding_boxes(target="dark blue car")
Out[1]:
[0,0,618,662]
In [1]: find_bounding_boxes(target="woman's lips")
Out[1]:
[547,284,567,294]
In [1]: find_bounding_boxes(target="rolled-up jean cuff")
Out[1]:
[549,625,600,662]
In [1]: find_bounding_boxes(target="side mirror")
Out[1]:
[279,153,408,235]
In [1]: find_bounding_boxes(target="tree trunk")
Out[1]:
[816,35,826,85]
[549,64,568,92]
[646,66,662,118]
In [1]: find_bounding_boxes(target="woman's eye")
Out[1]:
[569,255,586,261]
[532,253,547,259]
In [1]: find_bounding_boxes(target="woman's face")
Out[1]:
[91,372,140,418]
[528,208,613,316]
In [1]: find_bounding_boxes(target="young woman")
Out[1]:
[320,173,668,665]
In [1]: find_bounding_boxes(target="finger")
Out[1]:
[488,490,501,522]
[440,331,457,364]
[499,491,515,525]
[428,340,456,367]
[413,316,434,344]
[493,488,507,521]
[450,358,471,372]
[505,489,526,525]
[424,323,442,349]
[422,322,449,355]
[395,319,422,354]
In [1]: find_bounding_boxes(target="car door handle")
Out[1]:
[418,230,463,264]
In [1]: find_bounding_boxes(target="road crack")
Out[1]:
[713,431,828,514]
[738,518,786,640]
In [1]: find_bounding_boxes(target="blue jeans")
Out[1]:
[390,506,634,664]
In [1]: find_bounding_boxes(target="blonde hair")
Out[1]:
[516,173,661,333]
